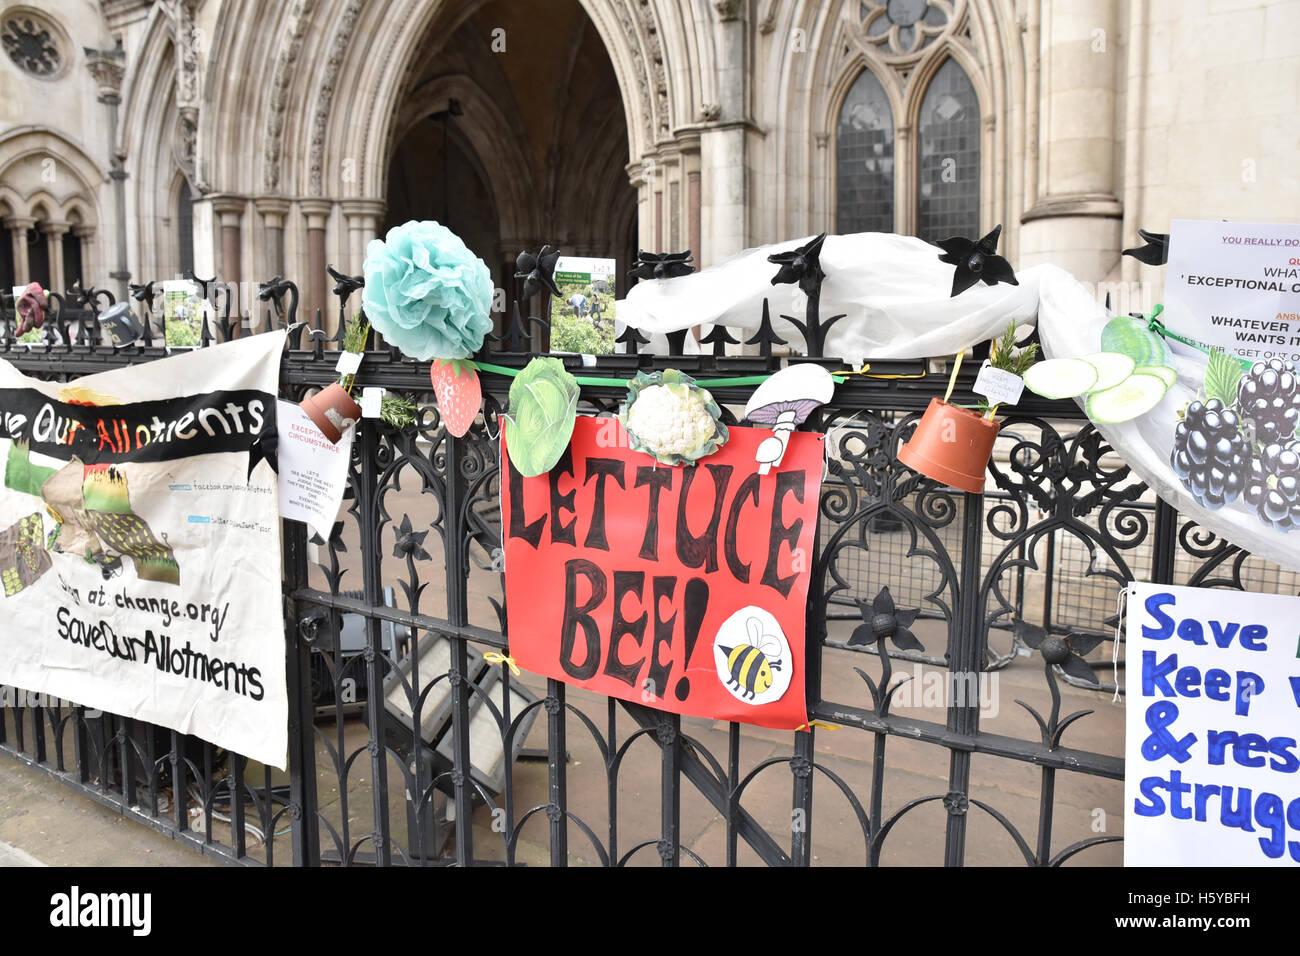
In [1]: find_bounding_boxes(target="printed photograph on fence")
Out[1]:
[162,278,205,348]
[549,256,616,354]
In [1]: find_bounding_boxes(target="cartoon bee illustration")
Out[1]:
[718,617,784,701]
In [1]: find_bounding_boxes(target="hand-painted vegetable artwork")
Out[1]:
[621,369,728,466]
[1100,314,1174,369]
[503,357,580,477]
[743,363,835,474]
[1023,348,1173,422]
[430,359,482,438]
[1172,350,1300,532]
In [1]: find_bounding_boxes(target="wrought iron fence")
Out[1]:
[0,276,1285,866]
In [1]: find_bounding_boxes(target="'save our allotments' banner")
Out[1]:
[1125,582,1300,866]
[0,332,288,768]
[501,416,824,729]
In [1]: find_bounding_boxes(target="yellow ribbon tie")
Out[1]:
[944,349,965,404]
[837,363,929,381]
[484,652,521,677]
[795,720,842,733]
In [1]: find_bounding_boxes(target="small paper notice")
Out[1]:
[360,386,385,419]
[973,361,1024,406]
[277,399,353,535]
[335,351,363,375]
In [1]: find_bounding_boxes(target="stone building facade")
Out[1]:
[1,0,1297,329]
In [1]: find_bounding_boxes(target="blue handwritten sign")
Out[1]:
[1125,582,1300,865]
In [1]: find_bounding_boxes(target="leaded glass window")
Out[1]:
[917,59,980,241]
[836,69,894,235]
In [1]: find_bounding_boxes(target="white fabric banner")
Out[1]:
[0,332,288,768]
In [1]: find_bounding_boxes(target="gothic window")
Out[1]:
[177,179,194,277]
[835,68,894,235]
[0,227,13,290]
[916,58,980,242]
[1,12,63,78]
[61,231,81,289]
[26,226,48,289]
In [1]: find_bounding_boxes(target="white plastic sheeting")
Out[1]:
[617,232,1299,570]
[617,233,1041,366]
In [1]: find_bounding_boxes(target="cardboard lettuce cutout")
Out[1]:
[503,357,579,477]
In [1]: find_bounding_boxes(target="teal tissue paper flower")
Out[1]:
[362,220,494,360]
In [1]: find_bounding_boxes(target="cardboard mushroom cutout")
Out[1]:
[744,363,835,474]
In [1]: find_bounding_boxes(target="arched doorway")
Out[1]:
[383,0,638,317]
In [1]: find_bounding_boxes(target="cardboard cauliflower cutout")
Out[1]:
[621,369,728,466]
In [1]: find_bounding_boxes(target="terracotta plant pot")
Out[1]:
[301,383,362,444]
[897,398,999,495]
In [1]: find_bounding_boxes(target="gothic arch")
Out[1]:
[386,71,539,244]
[785,0,1022,250]
[0,127,104,223]
[120,6,184,279]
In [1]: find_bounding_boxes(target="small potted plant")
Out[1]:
[898,323,1037,494]
[301,315,368,443]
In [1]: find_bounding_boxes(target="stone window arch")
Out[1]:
[0,129,103,294]
[830,1,992,240]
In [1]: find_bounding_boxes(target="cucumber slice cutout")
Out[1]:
[1081,351,1136,392]
[1023,358,1098,400]
[1085,373,1169,423]
[1135,364,1177,389]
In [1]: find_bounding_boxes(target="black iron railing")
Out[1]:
[0,275,1284,866]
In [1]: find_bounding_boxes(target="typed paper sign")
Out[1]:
[0,332,288,768]
[1163,219,1300,363]
[276,399,351,536]
[1124,582,1300,866]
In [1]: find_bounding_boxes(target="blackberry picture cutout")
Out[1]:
[1170,398,1249,509]
[1235,358,1300,446]
[1244,441,1300,531]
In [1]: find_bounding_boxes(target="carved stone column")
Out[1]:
[85,45,128,300]
[211,195,245,333]
[72,224,95,288]
[8,217,34,285]
[341,199,385,274]
[254,197,290,278]
[44,221,69,294]
[300,199,333,331]
[1019,0,1122,281]
[699,0,749,265]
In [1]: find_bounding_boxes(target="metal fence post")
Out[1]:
[283,517,320,866]
[943,492,984,866]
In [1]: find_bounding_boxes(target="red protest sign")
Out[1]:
[500,415,824,729]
